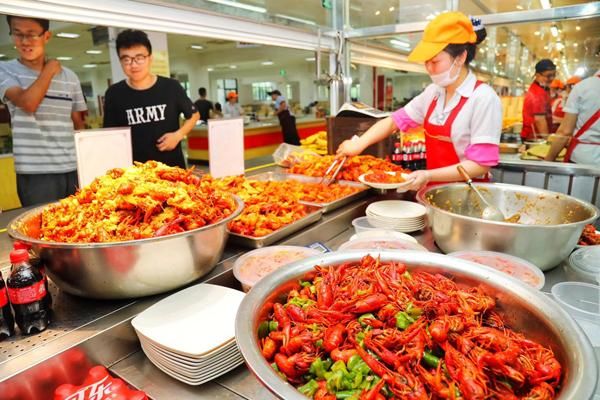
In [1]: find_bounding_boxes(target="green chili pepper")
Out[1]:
[298,379,319,397]
[288,296,316,309]
[271,362,279,372]
[299,280,312,288]
[347,355,371,375]
[331,360,348,374]
[309,357,331,379]
[258,321,270,338]
[395,311,415,330]
[405,302,423,318]
[310,285,316,294]
[315,339,323,348]
[268,320,278,332]
[325,370,345,392]
[335,390,360,399]
[358,313,376,328]
[423,350,440,368]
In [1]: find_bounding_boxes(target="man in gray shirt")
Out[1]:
[0,15,87,206]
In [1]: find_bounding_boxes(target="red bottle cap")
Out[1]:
[9,249,29,264]
[13,241,31,251]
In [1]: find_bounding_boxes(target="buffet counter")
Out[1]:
[0,166,598,399]
[0,154,21,211]
[186,117,326,161]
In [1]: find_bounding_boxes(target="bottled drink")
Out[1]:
[392,142,402,165]
[0,271,15,340]
[7,249,51,335]
[13,241,51,308]
[402,144,409,170]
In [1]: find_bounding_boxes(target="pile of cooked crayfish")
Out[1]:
[259,255,561,400]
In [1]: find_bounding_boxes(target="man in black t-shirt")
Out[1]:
[194,87,213,123]
[103,30,199,168]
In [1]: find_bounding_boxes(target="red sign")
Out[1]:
[54,366,147,400]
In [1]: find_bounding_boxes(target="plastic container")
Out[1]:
[567,247,600,284]
[349,229,418,244]
[448,250,545,290]
[551,282,600,346]
[232,246,321,292]
[352,216,383,233]
[338,237,428,252]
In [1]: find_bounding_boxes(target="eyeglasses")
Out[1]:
[10,32,46,42]
[541,72,556,79]
[120,54,150,66]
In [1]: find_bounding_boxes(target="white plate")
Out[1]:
[136,330,237,360]
[365,215,426,225]
[141,343,242,375]
[131,284,245,357]
[358,172,413,190]
[141,338,240,366]
[366,201,427,219]
[350,230,418,244]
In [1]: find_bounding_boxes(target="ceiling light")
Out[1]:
[574,58,579,62]
[205,0,266,13]
[389,6,395,11]
[576,25,581,31]
[540,0,551,9]
[261,61,274,66]
[575,66,585,76]
[534,31,540,36]
[83,64,97,68]
[544,45,549,50]
[85,49,102,55]
[56,32,79,39]
[375,10,381,16]
[0,54,5,58]
[274,13,316,25]
[305,57,316,61]
[550,25,558,37]
[426,13,436,20]
[390,39,410,49]
[516,5,523,9]
[190,45,204,50]
[556,42,564,50]
[481,65,488,71]
[230,65,237,69]
[207,67,214,72]
[56,56,72,61]
[573,43,578,48]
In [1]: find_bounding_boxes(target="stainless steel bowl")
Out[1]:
[235,251,598,400]
[7,196,243,299]
[416,183,599,270]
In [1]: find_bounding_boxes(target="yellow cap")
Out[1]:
[566,76,581,85]
[408,12,477,62]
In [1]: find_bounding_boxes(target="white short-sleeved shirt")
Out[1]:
[563,70,600,165]
[404,70,502,161]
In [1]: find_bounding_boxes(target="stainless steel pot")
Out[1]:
[7,196,244,299]
[416,183,598,270]
[235,251,598,400]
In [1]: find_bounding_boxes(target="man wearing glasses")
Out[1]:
[103,29,199,168]
[521,59,557,140]
[0,16,87,206]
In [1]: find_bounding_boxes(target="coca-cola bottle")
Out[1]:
[0,271,15,340]
[13,242,51,308]
[7,249,51,334]
[392,142,402,165]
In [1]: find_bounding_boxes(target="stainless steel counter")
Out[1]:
[0,176,598,399]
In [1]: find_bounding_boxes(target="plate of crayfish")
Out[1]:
[235,251,597,400]
[359,170,413,190]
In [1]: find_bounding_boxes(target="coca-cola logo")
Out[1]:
[62,375,112,400]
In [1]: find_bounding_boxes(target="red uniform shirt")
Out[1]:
[522,81,552,139]
[551,96,565,132]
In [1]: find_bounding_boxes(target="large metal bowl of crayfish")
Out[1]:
[7,195,244,299]
[235,251,597,400]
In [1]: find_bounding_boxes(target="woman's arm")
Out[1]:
[336,116,397,157]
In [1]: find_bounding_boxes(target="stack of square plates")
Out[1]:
[131,284,246,385]
[366,200,427,232]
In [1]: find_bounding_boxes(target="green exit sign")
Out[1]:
[322,0,332,9]
[279,69,287,76]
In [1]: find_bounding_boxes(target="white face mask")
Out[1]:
[429,59,460,87]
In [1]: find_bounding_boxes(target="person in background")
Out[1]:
[268,89,300,145]
[565,76,582,96]
[194,87,213,123]
[521,59,556,140]
[103,29,199,169]
[337,12,501,191]
[550,79,565,132]
[223,91,243,118]
[0,15,87,206]
[213,102,224,118]
[545,70,600,164]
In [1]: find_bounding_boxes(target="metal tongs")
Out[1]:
[319,135,359,186]
[319,156,347,186]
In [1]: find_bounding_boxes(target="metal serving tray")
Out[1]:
[228,205,323,248]
[251,172,368,213]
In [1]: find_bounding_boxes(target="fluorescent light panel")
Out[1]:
[305,57,316,61]
[206,0,266,13]
[390,39,410,49]
[230,65,237,69]
[190,45,204,50]
[56,32,79,39]
[83,64,96,68]
[540,0,551,9]
[86,49,102,55]
[550,25,558,37]
[261,61,274,65]
[56,56,72,61]
[274,13,316,26]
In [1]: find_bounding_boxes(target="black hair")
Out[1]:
[215,102,222,112]
[199,87,207,97]
[443,27,487,65]
[115,29,152,55]
[6,15,49,33]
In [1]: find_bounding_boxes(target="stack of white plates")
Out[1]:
[131,284,246,385]
[366,200,427,232]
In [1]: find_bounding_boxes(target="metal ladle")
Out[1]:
[456,165,505,221]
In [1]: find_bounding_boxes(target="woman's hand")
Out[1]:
[336,137,363,158]
[404,170,431,191]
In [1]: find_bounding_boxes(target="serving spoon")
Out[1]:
[456,165,505,222]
